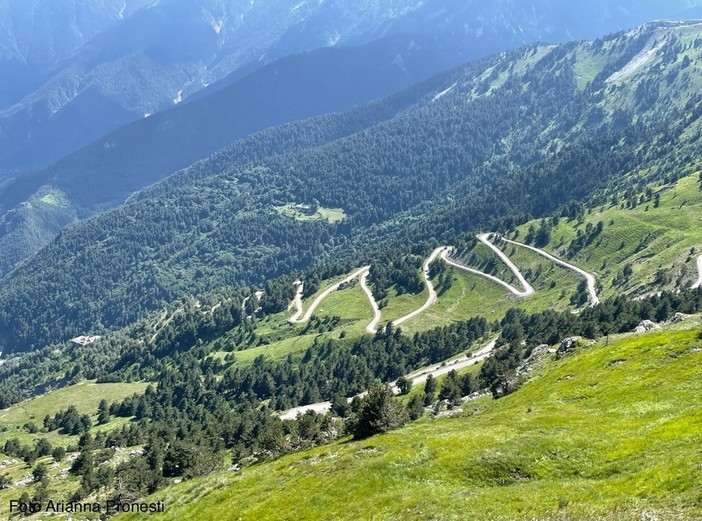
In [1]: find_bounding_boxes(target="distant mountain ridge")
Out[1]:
[0,0,426,174]
[0,0,152,108]
[2,0,702,175]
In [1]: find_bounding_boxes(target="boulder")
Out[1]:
[558,337,581,354]
[634,320,660,333]
[672,312,687,323]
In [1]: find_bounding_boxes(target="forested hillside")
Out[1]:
[3,21,702,353]
[0,34,457,278]
[2,1,701,278]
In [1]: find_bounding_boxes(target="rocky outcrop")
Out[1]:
[634,320,660,333]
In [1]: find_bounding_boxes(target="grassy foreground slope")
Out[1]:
[119,324,702,521]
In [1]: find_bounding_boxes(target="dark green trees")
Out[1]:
[353,386,408,440]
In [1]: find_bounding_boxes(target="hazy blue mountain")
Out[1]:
[0,0,426,174]
[3,0,702,176]
[361,0,702,41]
[0,0,152,108]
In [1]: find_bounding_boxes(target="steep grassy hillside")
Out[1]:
[510,172,702,299]
[0,380,148,448]
[116,324,702,521]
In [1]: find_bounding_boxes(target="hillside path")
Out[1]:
[288,281,305,322]
[279,336,497,420]
[359,269,382,334]
[473,233,536,296]
[497,236,600,306]
[391,247,450,327]
[393,338,497,391]
[441,243,534,297]
[693,255,702,289]
[288,267,370,324]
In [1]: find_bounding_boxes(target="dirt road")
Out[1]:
[359,269,382,333]
[693,255,702,289]
[391,247,450,327]
[288,267,370,324]
[497,236,600,306]
[278,337,498,420]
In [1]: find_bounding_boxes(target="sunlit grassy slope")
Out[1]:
[513,173,702,299]
[119,323,702,521]
[0,381,149,517]
[0,380,148,447]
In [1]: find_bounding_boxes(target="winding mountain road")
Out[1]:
[473,233,536,296]
[390,247,450,328]
[393,337,497,391]
[496,236,600,306]
[441,239,535,297]
[287,232,600,333]
[277,233,604,420]
[360,270,382,334]
[279,336,498,420]
[288,281,305,323]
[288,267,371,325]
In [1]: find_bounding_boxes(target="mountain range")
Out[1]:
[1,13,702,520]
[3,0,701,175]
[3,0,702,288]
[2,20,702,353]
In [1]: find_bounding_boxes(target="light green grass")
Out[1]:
[316,207,346,223]
[513,173,702,299]
[0,380,148,447]
[39,193,62,206]
[399,243,583,335]
[118,326,702,521]
[398,270,512,335]
[311,280,373,323]
[572,48,609,90]
[379,285,429,324]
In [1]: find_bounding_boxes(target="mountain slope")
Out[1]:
[3,21,702,353]
[3,2,702,280]
[0,0,152,109]
[0,34,455,277]
[116,325,702,521]
[3,0,702,175]
[0,0,427,174]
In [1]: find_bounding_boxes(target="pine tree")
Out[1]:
[97,399,110,425]
[407,395,425,421]
[32,463,48,483]
[353,385,408,440]
[395,376,412,395]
